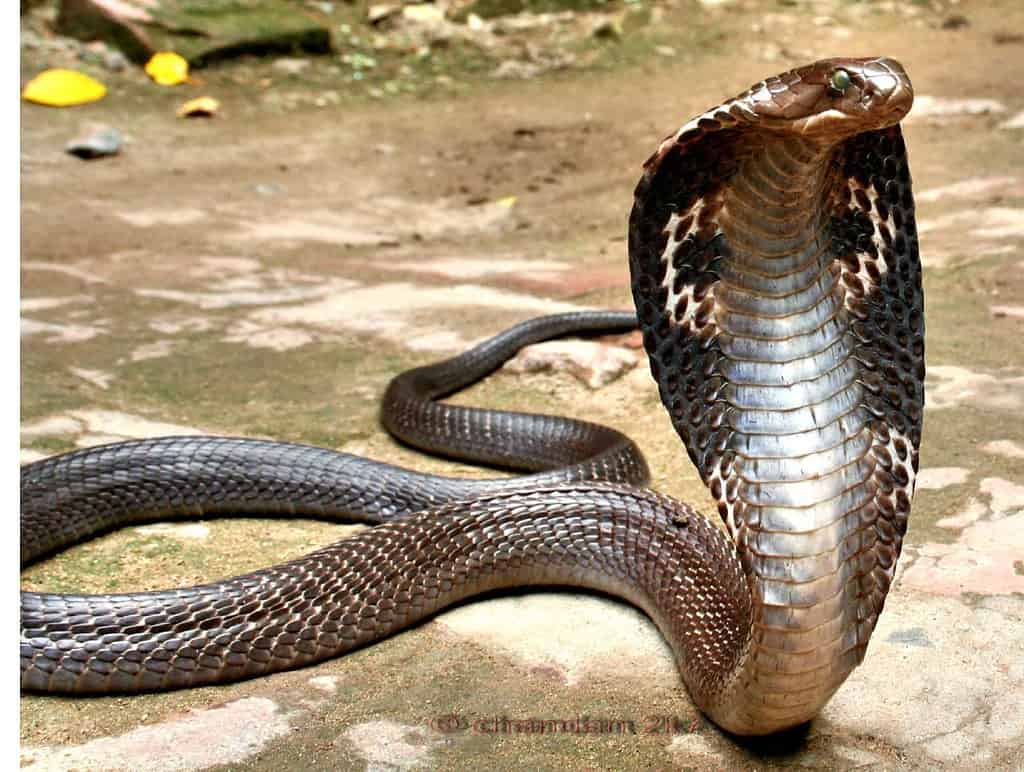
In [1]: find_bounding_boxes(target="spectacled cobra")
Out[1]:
[20,56,924,737]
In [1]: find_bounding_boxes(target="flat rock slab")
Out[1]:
[56,0,332,66]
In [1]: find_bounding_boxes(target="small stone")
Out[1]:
[886,627,933,647]
[367,3,399,24]
[65,125,122,160]
[991,305,1024,319]
[401,4,444,24]
[941,14,969,29]
[255,183,284,197]
[104,50,127,71]
[493,60,541,79]
[654,45,676,57]
[505,340,638,388]
[273,57,311,76]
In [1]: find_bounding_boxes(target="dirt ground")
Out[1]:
[19,0,1024,769]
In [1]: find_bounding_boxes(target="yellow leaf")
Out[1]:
[495,196,517,208]
[22,69,107,107]
[145,52,189,86]
[177,96,220,118]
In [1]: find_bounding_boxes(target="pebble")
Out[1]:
[104,50,128,71]
[65,126,122,160]
[273,57,311,76]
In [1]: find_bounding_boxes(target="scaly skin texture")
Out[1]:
[629,56,923,732]
[20,58,923,737]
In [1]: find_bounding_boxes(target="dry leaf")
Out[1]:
[177,96,220,118]
[22,69,107,107]
[145,52,189,86]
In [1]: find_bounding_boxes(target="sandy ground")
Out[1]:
[20,0,1024,769]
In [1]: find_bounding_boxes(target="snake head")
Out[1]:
[742,57,914,140]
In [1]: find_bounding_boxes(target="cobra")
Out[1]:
[21,57,923,737]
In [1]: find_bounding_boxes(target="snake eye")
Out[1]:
[830,68,852,93]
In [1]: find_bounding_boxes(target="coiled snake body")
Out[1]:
[21,57,924,737]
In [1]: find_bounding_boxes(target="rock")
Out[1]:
[367,3,400,24]
[55,0,332,66]
[104,49,128,70]
[65,125,122,159]
[78,39,127,70]
[402,4,445,23]
[493,59,541,79]
[272,57,312,75]
[991,304,1024,319]
[941,13,969,29]
[254,182,285,196]
[505,340,639,388]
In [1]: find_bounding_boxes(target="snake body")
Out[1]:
[21,57,923,737]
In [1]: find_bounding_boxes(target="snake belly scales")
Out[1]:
[21,57,924,737]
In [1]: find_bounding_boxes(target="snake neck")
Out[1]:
[653,135,890,734]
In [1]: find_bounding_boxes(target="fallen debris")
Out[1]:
[145,51,189,86]
[177,96,220,118]
[22,68,106,107]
